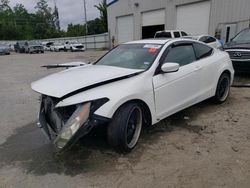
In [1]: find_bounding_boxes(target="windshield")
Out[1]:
[232,29,250,43]
[155,32,172,38]
[95,44,162,70]
[70,41,79,44]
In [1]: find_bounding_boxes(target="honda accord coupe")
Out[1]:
[32,39,234,153]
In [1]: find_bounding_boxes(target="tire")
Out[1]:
[70,47,73,52]
[107,103,143,153]
[213,73,230,104]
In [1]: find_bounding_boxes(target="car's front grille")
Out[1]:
[75,45,84,49]
[226,50,250,60]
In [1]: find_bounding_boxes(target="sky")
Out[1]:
[9,0,102,30]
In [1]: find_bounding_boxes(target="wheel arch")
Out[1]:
[220,69,233,84]
[113,99,152,127]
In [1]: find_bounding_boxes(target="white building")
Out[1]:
[107,0,250,44]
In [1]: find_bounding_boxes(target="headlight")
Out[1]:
[54,102,91,150]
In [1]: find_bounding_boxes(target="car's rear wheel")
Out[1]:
[107,103,143,152]
[213,73,230,103]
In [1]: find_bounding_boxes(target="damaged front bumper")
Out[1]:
[37,95,109,153]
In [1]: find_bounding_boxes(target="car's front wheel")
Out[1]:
[213,73,230,103]
[107,103,143,152]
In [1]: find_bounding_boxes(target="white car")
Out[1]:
[42,42,54,51]
[50,42,65,52]
[31,39,234,153]
[155,30,188,38]
[183,35,222,49]
[64,41,85,52]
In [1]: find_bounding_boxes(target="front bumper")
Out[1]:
[72,46,85,51]
[37,96,109,153]
[231,60,250,73]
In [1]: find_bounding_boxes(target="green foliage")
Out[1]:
[94,0,107,32]
[0,0,108,40]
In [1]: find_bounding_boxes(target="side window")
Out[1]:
[163,44,196,66]
[206,37,216,43]
[181,31,188,36]
[174,32,181,38]
[199,36,208,43]
[193,42,213,59]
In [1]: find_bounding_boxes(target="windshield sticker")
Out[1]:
[143,44,161,49]
[148,48,158,53]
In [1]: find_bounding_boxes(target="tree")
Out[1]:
[94,0,107,32]
[34,0,60,39]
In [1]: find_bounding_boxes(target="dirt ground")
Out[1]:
[0,51,250,188]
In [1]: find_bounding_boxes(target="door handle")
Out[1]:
[195,66,202,71]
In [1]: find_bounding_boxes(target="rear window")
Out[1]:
[155,32,172,38]
[193,42,213,59]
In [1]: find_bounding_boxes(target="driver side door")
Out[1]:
[153,42,200,120]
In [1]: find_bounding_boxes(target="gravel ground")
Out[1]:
[0,51,250,188]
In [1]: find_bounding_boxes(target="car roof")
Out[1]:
[155,30,184,33]
[125,39,172,45]
[124,38,200,45]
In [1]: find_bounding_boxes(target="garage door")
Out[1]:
[141,9,165,39]
[117,15,134,44]
[176,1,211,35]
[142,9,165,27]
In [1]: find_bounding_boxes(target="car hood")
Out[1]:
[31,64,143,98]
[224,41,250,50]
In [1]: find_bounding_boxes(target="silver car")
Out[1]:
[0,44,10,55]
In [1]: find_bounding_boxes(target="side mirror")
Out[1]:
[161,63,180,73]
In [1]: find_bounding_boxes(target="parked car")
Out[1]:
[24,41,44,54]
[154,30,188,38]
[50,42,65,52]
[183,35,222,49]
[42,42,54,51]
[0,44,10,55]
[64,41,85,52]
[31,38,234,153]
[14,41,25,53]
[224,28,250,72]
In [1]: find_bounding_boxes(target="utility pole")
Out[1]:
[83,0,88,35]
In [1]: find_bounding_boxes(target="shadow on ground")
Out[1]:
[0,100,214,176]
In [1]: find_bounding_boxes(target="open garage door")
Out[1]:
[142,9,165,39]
[117,15,134,44]
[176,1,211,35]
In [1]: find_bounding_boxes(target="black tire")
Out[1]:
[70,47,73,52]
[213,73,230,104]
[107,103,143,153]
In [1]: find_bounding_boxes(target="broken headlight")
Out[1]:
[54,102,91,150]
[53,98,109,151]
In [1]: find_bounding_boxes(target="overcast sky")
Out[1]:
[9,0,102,30]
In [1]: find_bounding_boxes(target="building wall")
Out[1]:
[108,0,250,44]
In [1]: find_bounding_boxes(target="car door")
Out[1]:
[192,42,216,100]
[153,42,200,120]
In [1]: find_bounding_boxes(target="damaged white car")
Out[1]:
[32,39,234,153]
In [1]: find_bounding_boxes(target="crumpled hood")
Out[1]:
[31,64,142,98]
[224,42,250,50]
